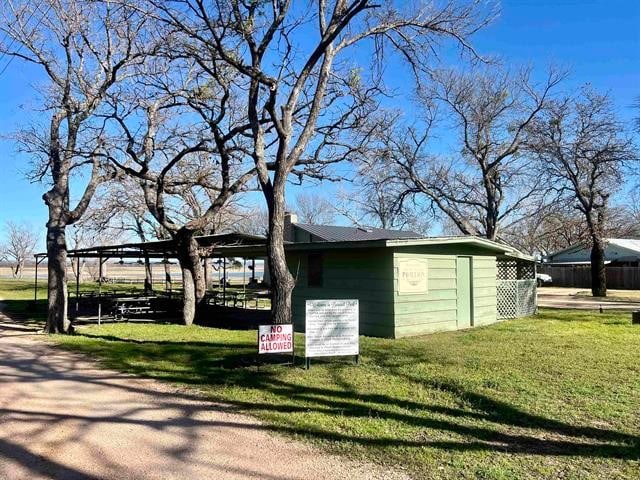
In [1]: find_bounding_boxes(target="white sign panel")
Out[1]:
[258,324,293,354]
[305,299,359,358]
[397,259,428,295]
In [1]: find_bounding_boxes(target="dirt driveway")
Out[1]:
[0,317,407,480]
[538,287,640,311]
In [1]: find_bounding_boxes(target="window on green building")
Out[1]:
[308,253,323,287]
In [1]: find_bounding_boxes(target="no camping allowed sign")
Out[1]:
[258,324,294,354]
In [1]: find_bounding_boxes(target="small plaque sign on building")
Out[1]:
[397,259,428,295]
[305,299,359,367]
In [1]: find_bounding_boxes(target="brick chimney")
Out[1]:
[284,212,298,242]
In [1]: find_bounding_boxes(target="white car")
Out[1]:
[536,273,552,287]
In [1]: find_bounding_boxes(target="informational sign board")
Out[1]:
[305,299,359,358]
[258,324,293,354]
[397,259,428,295]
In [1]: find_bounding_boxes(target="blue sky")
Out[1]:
[0,0,638,247]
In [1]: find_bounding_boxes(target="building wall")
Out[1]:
[288,248,396,337]
[288,245,499,339]
[471,256,498,326]
[392,248,498,338]
[392,252,458,337]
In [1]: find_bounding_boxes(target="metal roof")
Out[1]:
[608,238,640,254]
[35,230,532,262]
[212,235,533,261]
[294,223,421,242]
[34,232,267,260]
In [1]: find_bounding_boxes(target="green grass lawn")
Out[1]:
[1,279,639,479]
[0,279,149,326]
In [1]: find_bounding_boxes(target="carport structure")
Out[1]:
[33,233,269,324]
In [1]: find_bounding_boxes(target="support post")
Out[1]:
[534,261,538,314]
[243,258,246,308]
[223,258,227,306]
[291,327,295,367]
[75,257,81,316]
[34,256,39,302]
[203,258,209,291]
[98,255,103,326]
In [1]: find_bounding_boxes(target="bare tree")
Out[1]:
[76,179,169,291]
[0,1,153,332]
[336,165,431,233]
[1,222,39,279]
[389,67,565,241]
[615,190,640,238]
[101,50,257,324]
[294,192,336,225]
[529,87,638,296]
[64,217,125,283]
[634,95,640,134]
[501,199,640,256]
[235,206,269,237]
[154,0,494,323]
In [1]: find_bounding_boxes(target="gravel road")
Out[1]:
[0,316,409,480]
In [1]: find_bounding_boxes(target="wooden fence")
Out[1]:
[538,265,640,290]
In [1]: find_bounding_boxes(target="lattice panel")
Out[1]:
[517,280,537,316]
[497,260,536,280]
[517,262,536,280]
[497,280,518,318]
[497,279,537,319]
[497,261,518,280]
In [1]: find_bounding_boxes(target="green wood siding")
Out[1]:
[286,244,499,339]
[456,257,472,328]
[393,253,458,337]
[287,248,395,337]
[392,250,498,338]
[472,256,498,325]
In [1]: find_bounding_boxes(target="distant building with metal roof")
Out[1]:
[544,238,640,266]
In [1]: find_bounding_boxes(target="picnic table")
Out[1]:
[206,289,271,309]
[112,296,155,321]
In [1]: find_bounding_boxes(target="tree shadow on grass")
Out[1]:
[0,299,46,329]
[1,311,638,476]
[49,329,640,463]
[79,333,254,350]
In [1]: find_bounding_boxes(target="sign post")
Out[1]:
[305,299,359,368]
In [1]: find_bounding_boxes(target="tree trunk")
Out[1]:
[591,238,607,297]
[175,229,206,325]
[485,214,498,241]
[45,225,70,333]
[13,262,24,279]
[203,259,211,290]
[164,261,172,291]
[143,255,153,294]
[267,188,295,324]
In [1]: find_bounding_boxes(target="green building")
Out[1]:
[56,216,536,338]
[281,215,535,338]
